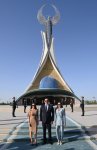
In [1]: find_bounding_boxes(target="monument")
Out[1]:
[17,5,80,105]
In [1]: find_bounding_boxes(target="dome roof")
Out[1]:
[39,76,59,89]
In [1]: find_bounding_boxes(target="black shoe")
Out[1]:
[13,116,16,117]
[48,140,53,144]
[43,141,46,144]
[49,141,53,144]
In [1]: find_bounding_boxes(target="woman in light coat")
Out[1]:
[55,102,66,145]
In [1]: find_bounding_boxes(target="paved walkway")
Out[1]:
[0,105,28,141]
[0,105,97,150]
[66,104,97,140]
[0,140,96,150]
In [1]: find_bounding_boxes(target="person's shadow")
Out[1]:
[86,125,97,136]
[85,114,97,116]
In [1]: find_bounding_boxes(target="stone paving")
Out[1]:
[0,105,28,142]
[0,140,95,150]
[0,105,97,150]
[65,105,97,140]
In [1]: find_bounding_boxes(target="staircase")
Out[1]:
[0,117,84,143]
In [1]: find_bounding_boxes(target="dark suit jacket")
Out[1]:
[12,100,17,109]
[40,104,54,124]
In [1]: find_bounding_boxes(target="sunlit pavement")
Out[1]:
[0,105,97,150]
[0,118,96,150]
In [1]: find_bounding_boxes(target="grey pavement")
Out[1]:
[0,105,29,142]
[66,104,97,139]
[0,105,97,150]
[0,140,95,150]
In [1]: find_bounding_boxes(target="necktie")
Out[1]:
[45,105,47,111]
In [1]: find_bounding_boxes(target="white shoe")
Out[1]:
[60,141,62,145]
[57,141,60,145]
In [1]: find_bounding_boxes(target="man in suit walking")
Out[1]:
[40,98,54,144]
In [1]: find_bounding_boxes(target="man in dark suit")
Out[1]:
[80,96,85,116]
[23,99,27,113]
[40,98,54,144]
[12,97,17,117]
[70,99,74,112]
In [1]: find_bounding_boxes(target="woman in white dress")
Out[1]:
[55,102,66,145]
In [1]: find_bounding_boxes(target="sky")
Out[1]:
[0,0,97,102]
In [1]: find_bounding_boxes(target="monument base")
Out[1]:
[17,88,78,105]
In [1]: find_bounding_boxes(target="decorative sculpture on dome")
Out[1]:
[37,4,60,49]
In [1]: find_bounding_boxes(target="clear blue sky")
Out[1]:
[0,0,97,102]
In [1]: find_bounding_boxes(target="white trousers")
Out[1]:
[56,125,64,141]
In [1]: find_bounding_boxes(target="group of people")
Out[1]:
[28,98,66,145]
[69,98,85,116]
[11,96,84,145]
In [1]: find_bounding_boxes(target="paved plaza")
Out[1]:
[0,105,97,150]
